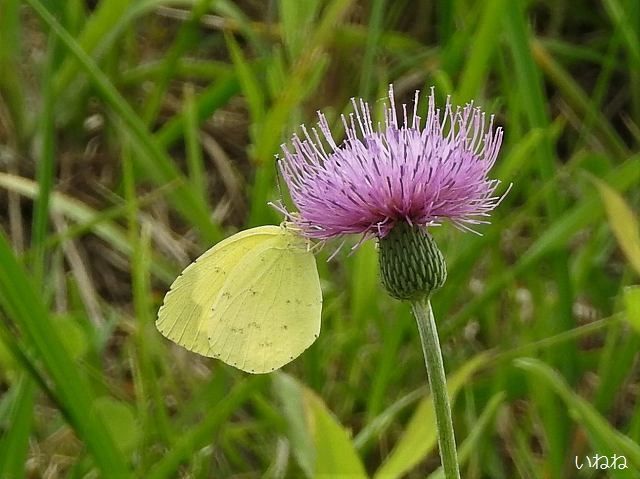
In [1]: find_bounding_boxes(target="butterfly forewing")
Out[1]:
[156,226,281,356]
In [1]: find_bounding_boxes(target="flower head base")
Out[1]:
[278,86,506,242]
[378,222,447,300]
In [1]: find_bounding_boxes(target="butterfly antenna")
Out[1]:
[274,157,285,204]
[268,156,292,222]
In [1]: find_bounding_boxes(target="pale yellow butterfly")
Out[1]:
[156,224,322,373]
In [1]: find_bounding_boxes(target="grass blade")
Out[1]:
[442,155,640,340]
[155,71,240,150]
[183,84,208,204]
[0,378,36,479]
[0,172,175,284]
[53,0,134,94]
[373,354,489,479]
[358,0,386,98]
[516,358,640,475]
[456,0,507,103]
[141,0,215,125]
[25,0,220,242]
[428,392,506,479]
[0,231,131,477]
[147,377,265,479]
[591,176,640,275]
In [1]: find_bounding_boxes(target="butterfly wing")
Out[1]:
[156,226,281,356]
[207,229,322,373]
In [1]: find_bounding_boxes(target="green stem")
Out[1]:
[411,298,461,479]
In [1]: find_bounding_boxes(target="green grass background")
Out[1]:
[1,0,639,477]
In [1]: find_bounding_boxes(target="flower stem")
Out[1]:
[411,298,460,479]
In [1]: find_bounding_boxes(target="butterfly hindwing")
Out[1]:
[207,229,322,373]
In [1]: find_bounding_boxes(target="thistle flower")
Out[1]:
[278,85,506,242]
[277,86,508,479]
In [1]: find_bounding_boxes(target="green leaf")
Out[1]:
[623,286,640,334]
[373,353,489,479]
[305,388,368,477]
[273,373,315,477]
[55,315,88,360]
[93,397,141,454]
[274,372,368,478]
[591,176,640,275]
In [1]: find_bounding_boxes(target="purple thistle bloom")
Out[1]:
[278,86,507,241]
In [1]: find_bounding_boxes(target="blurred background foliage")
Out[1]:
[0,0,639,477]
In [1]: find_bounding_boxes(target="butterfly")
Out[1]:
[156,224,322,373]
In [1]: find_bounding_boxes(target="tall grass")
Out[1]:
[0,0,639,477]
